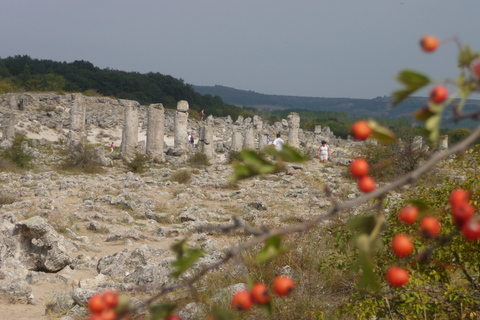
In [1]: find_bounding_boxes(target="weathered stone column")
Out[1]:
[174,100,189,150]
[439,135,448,150]
[287,112,300,148]
[1,113,16,142]
[199,125,215,160]
[254,115,265,149]
[412,136,423,150]
[146,103,165,162]
[120,101,139,162]
[231,131,243,152]
[243,125,255,150]
[67,93,86,147]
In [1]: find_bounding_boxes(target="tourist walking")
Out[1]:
[318,140,330,163]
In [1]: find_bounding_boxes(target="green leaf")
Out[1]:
[256,236,285,263]
[424,112,442,145]
[170,239,204,279]
[413,106,435,121]
[457,45,480,69]
[210,307,235,320]
[147,303,176,320]
[391,70,430,106]
[259,301,273,316]
[347,216,377,234]
[276,145,306,162]
[367,119,397,143]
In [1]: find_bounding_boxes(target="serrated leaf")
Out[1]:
[147,303,176,320]
[171,248,204,279]
[413,106,435,121]
[392,70,430,106]
[230,163,251,182]
[256,236,285,263]
[458,45,480,69]
[277,145,306,162]
[367,119,396,143]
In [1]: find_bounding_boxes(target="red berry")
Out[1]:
[398,205,419,225]
[452,202,474,227]
[272,275,294,296]
[462,219,480,241]
[250,283,270,305]
[88,294,105,315]
[231,290,252,311]
[358,175,376,193]
[102,291,119,309]
[450,189,470,208]
[351,120,371,141]
[99,309,117,320]
[420,35,439,52]
[166,317,182,320]
[350,158,369,179]
[473,60,480,78]
[391,234,414,258]
[386,266,409,287]
[420,216,441,237]
[429,86,448,104]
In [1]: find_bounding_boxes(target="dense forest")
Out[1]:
[0,55,254,120]
[0,55,475,144]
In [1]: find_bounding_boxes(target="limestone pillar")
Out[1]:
[253,115,265,149]
[174,100,189,150]
[146,103,165,162]
[200,125,215,160]
[120,101,139,162]
[1,113,16,141]
[243,126,255,150]
[439,135,448,150]
[231,131,243,152]
[287,112,300,148]
[412,136,423,150]
[67,93,86,147]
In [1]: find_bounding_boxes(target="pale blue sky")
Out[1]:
[1,1,480,99]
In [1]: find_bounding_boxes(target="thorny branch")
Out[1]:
[119,125,480,319]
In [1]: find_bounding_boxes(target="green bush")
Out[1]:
[125,153,149,173]
[170,169,191,184]
[1,135,33,169]
[226,151,243,164]
[188,152,210,167]
[61,143,104,174]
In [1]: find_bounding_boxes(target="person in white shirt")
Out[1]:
[273,133,284,152]
[318,140,330,163]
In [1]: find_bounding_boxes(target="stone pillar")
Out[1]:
[287,112,300,148]
[412,136,423,150]
[67,93,86,147]
[231,131,243,152]
[253,115,265,149]
[439,135,448,150]
[243,125,255,150]
[200,125,215,160]
[120,101,139,162]
[146,103,165,162]
[1,113,16,142]
[174,100,189,150]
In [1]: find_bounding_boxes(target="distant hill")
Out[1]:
[192,85,480,128]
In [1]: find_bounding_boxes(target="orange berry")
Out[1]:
[420,35,439,52]
[452,202,474,227]
[391,234,414,258]
[88,294,106,315]
[231,290,252,311]
[420,216,441,237]
[351,120,371,141]
[474,60,480,78]
[250,283,270,305]
[429,85,448,104]
[449,189,470,208]
[350,158,369,179]
[273,275,294,296]
[358,175,376,193]
[386,266,409,287]
[102,291,119,309]
[166,317,182,320]
[99,308,117,320]
[398,205,419,225]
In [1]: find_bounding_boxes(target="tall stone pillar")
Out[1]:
[439,135,448,150]
[120,101,139,162]
[67,93,86,147]
[1,113,16,142]
[287,112,300,148]
[253,115,265,149]
[243,126,255,150]
[231,131,243,152]
[174,100,189,150]
[200,125,215,160]
[146,103,165,162]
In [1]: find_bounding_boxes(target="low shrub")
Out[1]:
[1,134,34,169]
[125,153,149,173]
[170,169,191,184]
[188,152,210,167]
[61,143,104,174]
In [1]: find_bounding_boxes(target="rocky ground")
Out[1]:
[0,93,412,320]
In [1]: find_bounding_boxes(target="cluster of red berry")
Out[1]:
[350,121,376,193]
[386,188,479,288]
[231,275,294,312]
[87,291,121,320]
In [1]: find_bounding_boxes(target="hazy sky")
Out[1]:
[1,1,480,99]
